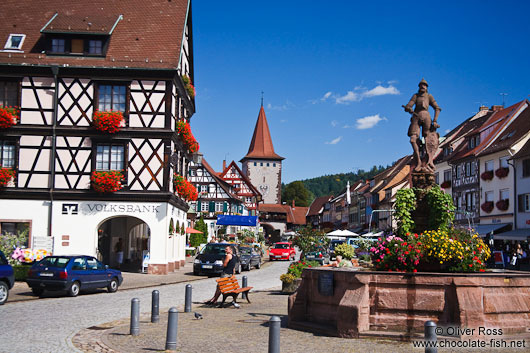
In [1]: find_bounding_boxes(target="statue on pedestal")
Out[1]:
[403,78,441,173]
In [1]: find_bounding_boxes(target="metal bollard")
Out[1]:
[151,290,160,323]
[268,316,281,353]
[242,276,248,300]
[424,320,437,353]
[165,307,179,351]
[184,284,192,313]
[130,298,140,336]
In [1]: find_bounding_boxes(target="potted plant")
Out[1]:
[0,106,20,129]
[91,170,124,193]
[481,201,494,213]
[496,199,509,211]
[0,168,16,187]
[173,174,198,201]
[280,260,319,294]
[495,167,509,179]
[480,170,494,181]
[440,180,451,189]
[181,75,195,99]
[176,120,199,153]
[92,111,124,133]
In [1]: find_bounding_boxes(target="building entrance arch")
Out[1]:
[97,216,151,273]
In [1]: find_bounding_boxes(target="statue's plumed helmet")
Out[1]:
[418,78,429,87]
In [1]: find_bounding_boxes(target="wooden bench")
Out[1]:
[215,276,253,307]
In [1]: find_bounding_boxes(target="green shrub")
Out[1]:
[286,260,320,278]
[334,243,356,260]
[13,264,31,281]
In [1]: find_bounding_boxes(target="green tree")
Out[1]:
[194,216,208,243]
[292,226,329,258]
[282,181,313,207]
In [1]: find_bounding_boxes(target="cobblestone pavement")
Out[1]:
[0,258,290,353]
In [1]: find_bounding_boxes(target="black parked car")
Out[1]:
[26,255,123,297]
[193,243,241,276]
[0,250,14,305]
[239,246,262,271]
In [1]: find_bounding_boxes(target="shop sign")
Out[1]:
[62,202,161,215]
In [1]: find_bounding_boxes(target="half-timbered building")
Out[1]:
[188,159,246,240]
[0,0,196,274]
[219,160,262,216]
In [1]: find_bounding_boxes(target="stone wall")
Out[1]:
[288,268,530,338]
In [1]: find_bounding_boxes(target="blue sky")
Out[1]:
[190,0,530,183]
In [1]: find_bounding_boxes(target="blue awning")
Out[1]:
[472,223,511,236]
[216,215,258,226]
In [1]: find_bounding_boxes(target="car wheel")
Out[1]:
[68,281,81,297]
[0,281,8,305]
[31,288,44,297]
[107,278,119,293]
[236,263,241,274]
[256,261,261,269]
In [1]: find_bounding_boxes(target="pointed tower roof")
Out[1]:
[240,105,284,161]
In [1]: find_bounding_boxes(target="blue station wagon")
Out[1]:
[0,250,15,305]
[26,255,123,297]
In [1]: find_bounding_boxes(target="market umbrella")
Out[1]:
[186,227,203,234]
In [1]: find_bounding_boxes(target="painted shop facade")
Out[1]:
[0,0,196,274]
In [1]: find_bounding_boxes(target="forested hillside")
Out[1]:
[300,165,388,199]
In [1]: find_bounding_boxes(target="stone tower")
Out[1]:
[240,105,284,204]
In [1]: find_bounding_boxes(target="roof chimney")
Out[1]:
[479,105,489,111]
[223,160,226,171]
[491,105,504,112]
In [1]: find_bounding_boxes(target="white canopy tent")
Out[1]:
[327,229,359,237]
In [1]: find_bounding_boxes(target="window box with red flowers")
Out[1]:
[440,180,451,189]
[480,170,493,181]
[91,170,124,193]
[92,111,125,134]
[0,168,16,187]
[173,174,198,201]
[494,167,509,179]
[181,75,195,99]
[480,201,494,213]
[496,199,509,211]
[0,106,20,129]
[176,121,199,154]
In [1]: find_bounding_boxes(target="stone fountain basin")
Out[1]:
[288,267,530,340]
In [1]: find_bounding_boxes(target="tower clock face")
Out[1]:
[259,184,269,196]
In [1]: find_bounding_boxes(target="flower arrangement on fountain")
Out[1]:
[173,174,198,201]
[0,106,20,129]
[181,75,196,99]
[92,111,124,133]
[176,120,199,153]
[370,185,490,273]
[0,168,16,187]
[91,170,124,193]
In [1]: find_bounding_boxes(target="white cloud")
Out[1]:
[266,101,294,111]
[335,91,360,104]
[280,119,287,123]
[362,84,400,98]
[355,114,387,130]
[331,120,339,127]
[325,136,342,145]
[445,129,451,134]
[322,91,332,101]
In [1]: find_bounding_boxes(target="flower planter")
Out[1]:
[0,168,16,187]
[496,199,509,211]
[92,111,124,133]
[495,167,509,179]
[481,201,494,213]
[440,180,451,189]
[91,170,124,193]
[173,174,198,201]
[480,170,494,181]
[181,75,195,99]
[282,278,302,294]
[0,106,20,129]
[176,121,199,153]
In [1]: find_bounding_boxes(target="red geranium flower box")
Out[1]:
[0,106,20,129]
[496,199,509,211]
[440,180,451,189]
[480,201,494,213]
[0,168,16,187]
[176,120,200,153]
[495,167,509,179]
[173,174,198,201]
[92,111,124,134]
[480,170,493,181]
[91,170,124,193]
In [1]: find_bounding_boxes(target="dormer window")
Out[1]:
[51,39,65,53]
[4,34,26,51]
[468,135,480,149]
[89,40,103,55]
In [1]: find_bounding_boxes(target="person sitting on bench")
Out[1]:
[205,245,235,304]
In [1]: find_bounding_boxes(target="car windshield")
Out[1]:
[273,244,289,249]
[36,256,70,268]
[240,247,252,255]
[201,244,231,255]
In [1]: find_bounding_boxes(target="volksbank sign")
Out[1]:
[62,202,162,215]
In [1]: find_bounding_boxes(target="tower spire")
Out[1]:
[261,91,264,107]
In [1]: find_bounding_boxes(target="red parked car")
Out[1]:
[269,242,296,261]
